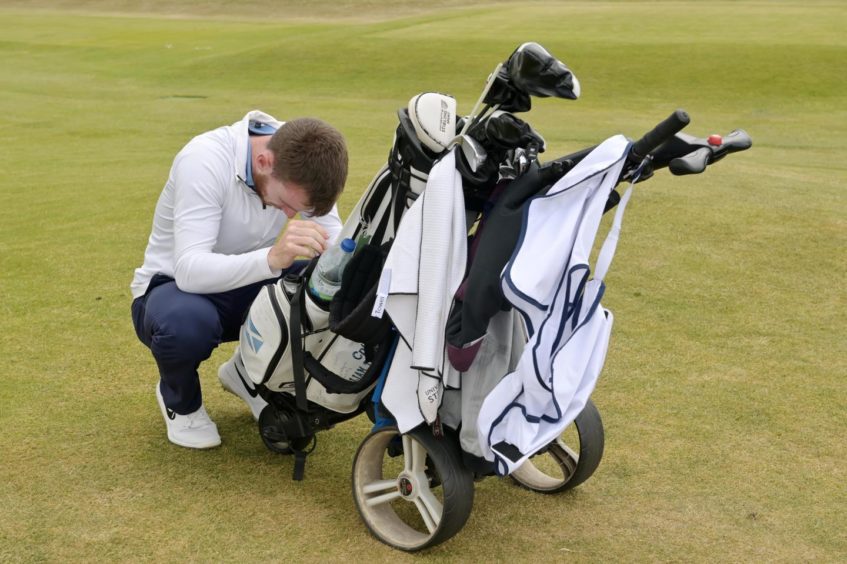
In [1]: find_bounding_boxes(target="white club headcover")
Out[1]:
[408,92,457,154]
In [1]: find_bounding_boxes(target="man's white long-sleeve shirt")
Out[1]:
[131,110,342,299]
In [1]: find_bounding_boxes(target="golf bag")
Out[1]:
[233,92,459,479]
[238,272,383,414]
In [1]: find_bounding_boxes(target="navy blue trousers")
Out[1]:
[131,266,303,414]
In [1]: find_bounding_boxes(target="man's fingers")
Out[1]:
[278,233,329,261]
[313,223,330,241]
[299,218,330,238]
[293,220,329,240]
[285,233,327,255]
[285,219,330,243]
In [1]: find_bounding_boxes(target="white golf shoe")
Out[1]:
[156,383,221,449]
[218,351,267,421]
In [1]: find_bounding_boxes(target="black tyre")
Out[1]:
[257,404,314,455]
[258,405,294,454]
[352,426,475,551]
[510,398,604,494]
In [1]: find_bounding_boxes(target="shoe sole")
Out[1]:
[156,384,221,449]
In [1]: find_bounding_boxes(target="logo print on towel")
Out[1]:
[244,317,264,353]
[424,384,439,404]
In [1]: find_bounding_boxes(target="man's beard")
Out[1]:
[253,173,270,207]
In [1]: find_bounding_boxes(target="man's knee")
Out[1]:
[147,292,222,365]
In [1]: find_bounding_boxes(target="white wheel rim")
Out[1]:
[353,429,444,549]
[511,429,579,491]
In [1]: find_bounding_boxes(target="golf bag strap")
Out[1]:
[302,330,394,395]
[289,281,309,413]
[288,280,312,481]
[387,140,410,235]
[389,110,434,233]
[371,192,393,250]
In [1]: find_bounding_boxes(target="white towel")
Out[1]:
[477,135,631,475]
[380,149,468,429]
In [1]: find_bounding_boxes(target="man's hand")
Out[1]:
[267,219,330,271]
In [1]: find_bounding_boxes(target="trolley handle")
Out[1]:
[630,109,691,162]
[667,129,753,175]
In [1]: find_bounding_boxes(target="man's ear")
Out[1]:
[256,149,274,174]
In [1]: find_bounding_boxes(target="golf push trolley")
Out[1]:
[229,43,752,551]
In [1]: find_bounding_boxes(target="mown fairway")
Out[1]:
[1,1,844,561]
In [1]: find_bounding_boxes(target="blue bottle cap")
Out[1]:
[340,238,356,253]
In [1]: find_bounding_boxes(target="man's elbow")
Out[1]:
[173,258,208,294]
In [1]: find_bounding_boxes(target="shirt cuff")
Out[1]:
[264,247,282,278]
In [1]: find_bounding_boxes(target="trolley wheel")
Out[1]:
[510,398,604,494]
[352,426,474,552]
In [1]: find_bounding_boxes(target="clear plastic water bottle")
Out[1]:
[308,238,356,303]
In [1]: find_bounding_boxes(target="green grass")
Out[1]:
[1,1,845,561]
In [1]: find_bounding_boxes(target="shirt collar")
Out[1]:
[244,139,256,190]
[234,111,282,191]
[244,119,278,191]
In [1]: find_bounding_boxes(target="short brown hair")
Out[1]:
[267,118,348,216]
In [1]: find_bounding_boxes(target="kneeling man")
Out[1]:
[130,111,347,448]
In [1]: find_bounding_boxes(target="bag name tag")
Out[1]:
[371,268,391,318]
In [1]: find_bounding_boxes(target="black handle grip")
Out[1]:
[668,129,753,175]
[631,109,691,161]
[669,147,711,175]
[720,129,753,153]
